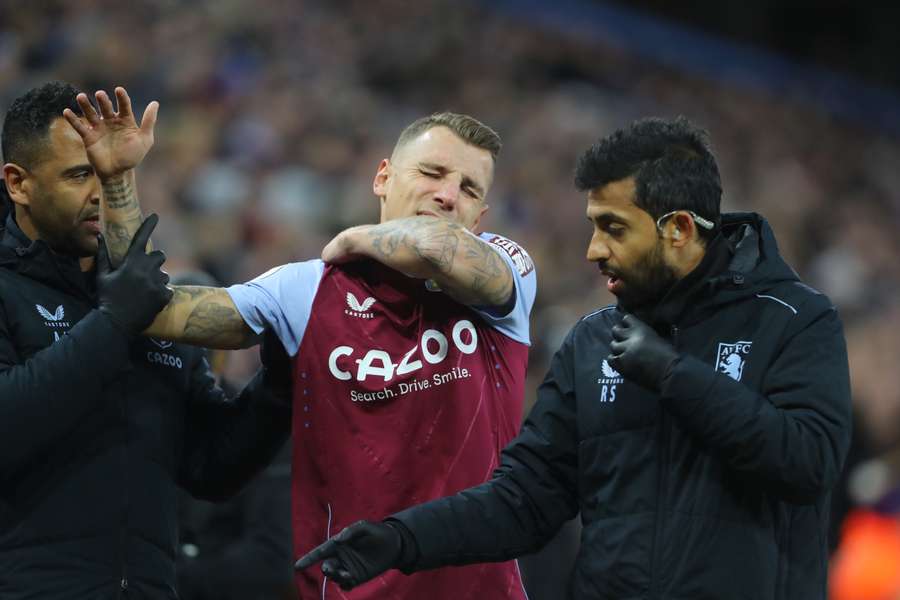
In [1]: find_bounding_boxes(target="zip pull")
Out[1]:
[120,577,128,591]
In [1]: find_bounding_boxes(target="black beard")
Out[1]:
[614,240,678,314]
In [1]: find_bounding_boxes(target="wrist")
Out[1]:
[100,171,129,186]
[98,305,137,338]
[384,519,419,571]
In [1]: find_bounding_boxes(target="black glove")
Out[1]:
[294,520,407,590]
[96,214,173,335]
[259,329,293,408]
[608,314,679,392]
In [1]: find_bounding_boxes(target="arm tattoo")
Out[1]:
[363,217,513,307]
[166,286,253,348]
[101,172,145,266]
[102,176,136,210]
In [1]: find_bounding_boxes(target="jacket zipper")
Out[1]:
[649,325,678,598]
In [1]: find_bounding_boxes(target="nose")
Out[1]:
[433,179,460,211]
[586,232,610,263]
[89,177,101,205]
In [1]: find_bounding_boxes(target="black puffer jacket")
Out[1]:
[393,213,852,599]
[0,214,290,599]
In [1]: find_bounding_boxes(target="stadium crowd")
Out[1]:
[3,0,899,596]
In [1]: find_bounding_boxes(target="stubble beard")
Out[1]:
[615,239,678,315]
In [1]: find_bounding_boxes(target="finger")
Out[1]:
[322,558,352,582]
[608,355,623,372]
[115,87,133,119]
[611,325,628,341]
[147,249,167,269]
[139,100,159,139]
[622,314,641,328]
[609,340,625,357]
[62,109,92,139]
[334,520,372,543]
[127,214,159,257]
[295,539,339,570]
[76,93,101,126]
[95,90,116,120]
[95,234,111,274]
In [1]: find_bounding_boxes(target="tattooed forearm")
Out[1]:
[184,301,249,348]
[357,217,513,307]
[102,174,137,210]
[144,286,256,349]
[101,170,149,266]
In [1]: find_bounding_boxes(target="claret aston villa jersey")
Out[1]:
[227,232,536,600]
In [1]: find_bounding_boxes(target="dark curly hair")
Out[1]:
[2,81,81,169]
[575,116,722,241]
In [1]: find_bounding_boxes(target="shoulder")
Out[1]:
[578,304,619,328]
[478,232,535,278]
[554,304,619,349]
[754,280,835,321]
[246,259,326,285]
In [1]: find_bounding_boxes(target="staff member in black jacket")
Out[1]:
[297,117,852,599]
[0,81,291,599]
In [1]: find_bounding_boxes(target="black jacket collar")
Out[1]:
[637,212,799,329]
[0,212,96,301]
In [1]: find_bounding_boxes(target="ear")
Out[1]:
[372,158,391,199]
[2,163,31,208]
[668,211,696,248]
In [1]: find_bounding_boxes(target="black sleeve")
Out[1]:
[660,302,852,504]
[390,328,581,570]
[0,308,131,475]
[178,355,291,502]
[178,445,294,597]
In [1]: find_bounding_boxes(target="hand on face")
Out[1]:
[62,87,158,180]
[608,314,679,392]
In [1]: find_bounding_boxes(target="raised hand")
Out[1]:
[97,214,173,335]
[62,87,158,180]
[294,520,404,590]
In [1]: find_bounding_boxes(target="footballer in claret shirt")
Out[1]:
[226,232,536,600]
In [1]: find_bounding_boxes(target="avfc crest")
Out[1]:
[715,341,752,381]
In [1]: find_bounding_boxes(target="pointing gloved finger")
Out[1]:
[295,538,338,570]
[96,234,112,274]
[127,214,159,256]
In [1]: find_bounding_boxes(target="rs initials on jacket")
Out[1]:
[597,359,624,403]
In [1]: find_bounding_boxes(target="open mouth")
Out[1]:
[602,270,623,293]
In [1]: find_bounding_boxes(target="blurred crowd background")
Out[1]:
[3,0,900,597]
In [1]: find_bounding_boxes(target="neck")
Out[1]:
[13,207,40,243]
[672,239,707,279]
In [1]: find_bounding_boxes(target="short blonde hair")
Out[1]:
[394,112,502,159]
